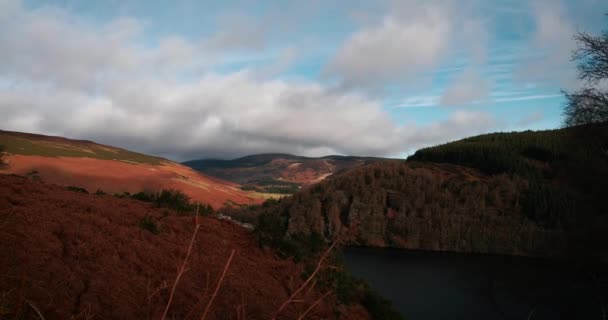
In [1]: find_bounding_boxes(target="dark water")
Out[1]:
[343,247,605,320]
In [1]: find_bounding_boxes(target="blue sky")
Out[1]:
[1,0,607,160]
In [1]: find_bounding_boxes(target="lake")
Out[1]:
[343,247,605,320]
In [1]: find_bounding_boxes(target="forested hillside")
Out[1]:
[409,122,608,218]
[225,123,608,259]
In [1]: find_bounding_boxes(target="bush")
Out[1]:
[126,189,214,215]
[278,232,325,262]
[240,185,263,192]
[114,191,131,199]
[254,212,287,249]
[154,189,192,211]
[362,287,403,320]
[131,191,155,202]
[66,186,88,194]
[194,202,214,216]
[139,216,161,235]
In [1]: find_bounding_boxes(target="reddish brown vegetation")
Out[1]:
[2,154,261,209]
[0,175,368,319]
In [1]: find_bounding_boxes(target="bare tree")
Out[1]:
[563,17,608,126]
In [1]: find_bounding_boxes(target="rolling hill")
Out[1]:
[224,122,608,260]
[183,154,397,194]
[0,174,370,319]
[0,130,261,209]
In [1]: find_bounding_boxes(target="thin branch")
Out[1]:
[161,206,201,320]
[200,249,236,320]
[271,241,337,320]
[147,280,167,320]
[296,291,332,320]
[26,300,46,320]
[183,271,211,320]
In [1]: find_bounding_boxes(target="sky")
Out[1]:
[1,0,607,161]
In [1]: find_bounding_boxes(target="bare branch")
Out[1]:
[296,291,332,320]
[200,249,236,320]
[161,206,201,320]
[272,241,338,320]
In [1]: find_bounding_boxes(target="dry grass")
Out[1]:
[200,249,235,320]
[160,210,202,320]
[272,241,338,320]
[159,207,239,320]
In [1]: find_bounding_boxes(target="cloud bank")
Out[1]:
[0,0,499,160]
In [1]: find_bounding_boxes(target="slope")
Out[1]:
[224,123,608,260]
[0,174,370,319]
[0,130,260,209]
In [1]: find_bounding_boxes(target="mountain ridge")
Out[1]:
[183,153,400,194]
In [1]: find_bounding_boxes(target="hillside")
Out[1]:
[0,174,370,319]
[224,123,608,260]
[183,154,395,194]
[0,130,261,209]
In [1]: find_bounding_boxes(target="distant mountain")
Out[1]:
[183,153,398,194]
[0,130,261,208]
[225,122,608,260]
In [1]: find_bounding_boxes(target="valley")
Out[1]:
[2,2,608,319]
[183,154,395,195]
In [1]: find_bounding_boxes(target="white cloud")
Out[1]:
[0,0,497,160]
[517,0,579,89]
[204,12,268,51]
[440,69,491,106]
[326,3,451,89]
[325,1,494,93]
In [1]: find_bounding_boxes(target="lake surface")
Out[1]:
[343,247,605,320]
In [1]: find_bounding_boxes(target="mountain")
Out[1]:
[0,174,370,319]
[224,122,608,260]
[0,130,261,209]
[183,153,397,194]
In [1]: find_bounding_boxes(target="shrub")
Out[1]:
[131,191,155,202]
[278,232,325,262]
[114,192,131,199]
[240,185,263,192]
[194,202,214,216]
[254,212,286,249]
[154,189,192,212]
[127,189,214,215]
[362,287,403,320]
[66,186,88,194]
[139,216,161,235]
